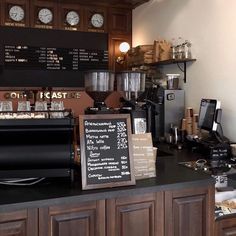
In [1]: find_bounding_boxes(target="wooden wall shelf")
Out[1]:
[150,58,196,83]
[131,58,197,83]
[148,58,196,66]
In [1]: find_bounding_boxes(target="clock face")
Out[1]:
[38,8,53,24]
[9,5,25,22]
[91,13,104,28]
[66,11,80,26]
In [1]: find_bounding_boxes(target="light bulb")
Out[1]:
[119,42,130,53]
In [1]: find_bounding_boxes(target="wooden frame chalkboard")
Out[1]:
[79,114,135,190]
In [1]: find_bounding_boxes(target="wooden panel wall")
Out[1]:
[0,0,133,114]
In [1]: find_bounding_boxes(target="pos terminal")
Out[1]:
[194,99,230,160]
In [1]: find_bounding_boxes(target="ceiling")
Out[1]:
[58,0,150,8]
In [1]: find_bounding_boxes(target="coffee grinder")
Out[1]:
[116,71,146,134]
[84,70,115,114]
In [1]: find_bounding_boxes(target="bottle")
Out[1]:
[183,40,192,59]
[186,40,192,59]
[176,37,183,59]
[170,38,176,59]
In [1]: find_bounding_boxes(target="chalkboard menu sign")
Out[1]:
[79,114,135,190]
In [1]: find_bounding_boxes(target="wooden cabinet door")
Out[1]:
[39,200,105,236]
[106,192,164,236]
[108,8,132,35]
[215,217,236,236]
[0,208,38,236]
[165,185,215,236]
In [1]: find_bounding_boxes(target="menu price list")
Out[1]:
[84,119,131,185]
[4,45,108,71]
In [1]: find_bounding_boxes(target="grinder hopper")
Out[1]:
[84,70,115,113]
[116,71,147,134]
[116,71,146,102]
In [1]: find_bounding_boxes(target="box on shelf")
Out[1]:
[127,39,173,67]
[154,39,172,62]
[127,44,154,66]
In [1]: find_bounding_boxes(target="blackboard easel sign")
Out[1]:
[79,114,136,190]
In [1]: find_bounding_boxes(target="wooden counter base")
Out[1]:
[0,184,214,236]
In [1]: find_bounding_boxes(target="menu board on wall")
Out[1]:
[4,46,108,71]
[0,26,108,87]
[79,114,135,190]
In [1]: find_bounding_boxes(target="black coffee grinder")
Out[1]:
[116,71,147,134]
[84,70,115,114]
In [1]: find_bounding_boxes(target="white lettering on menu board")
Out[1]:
[4,45,108,71]
[84,119,131,184]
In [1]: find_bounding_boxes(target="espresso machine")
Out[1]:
[116,71,146,134]
[140,85,185,142]
[84,70,115,114]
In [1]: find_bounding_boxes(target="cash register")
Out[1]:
[180,99,235,189]
[189,98,231,160]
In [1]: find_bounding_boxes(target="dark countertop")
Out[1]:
[0,144,214,212]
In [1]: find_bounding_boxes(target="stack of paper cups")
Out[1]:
[186,107,193,135]
[181,118,187,131]
[192,114,199,135]
[186,107,193,118]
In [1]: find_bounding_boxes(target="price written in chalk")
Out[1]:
[117,122,128,150]
[79,115,135,190]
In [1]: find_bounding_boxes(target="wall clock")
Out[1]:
[31,0,58,29]
[87,8,107,32]
[66,11,79,26]
[90,13,104,28]
[38,8,53,24]
[59,3,84,31]
[9,5,25,22]
[2,0,29,27]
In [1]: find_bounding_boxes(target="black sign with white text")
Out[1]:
[4,45,108,71]
[0,26,108,87]
[79,114,135,190]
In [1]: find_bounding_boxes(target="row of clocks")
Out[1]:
[8,5,104,27]
[1,1,106,32]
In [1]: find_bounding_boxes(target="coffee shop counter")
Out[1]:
[0,145,214,212]
[0,146,216,236]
